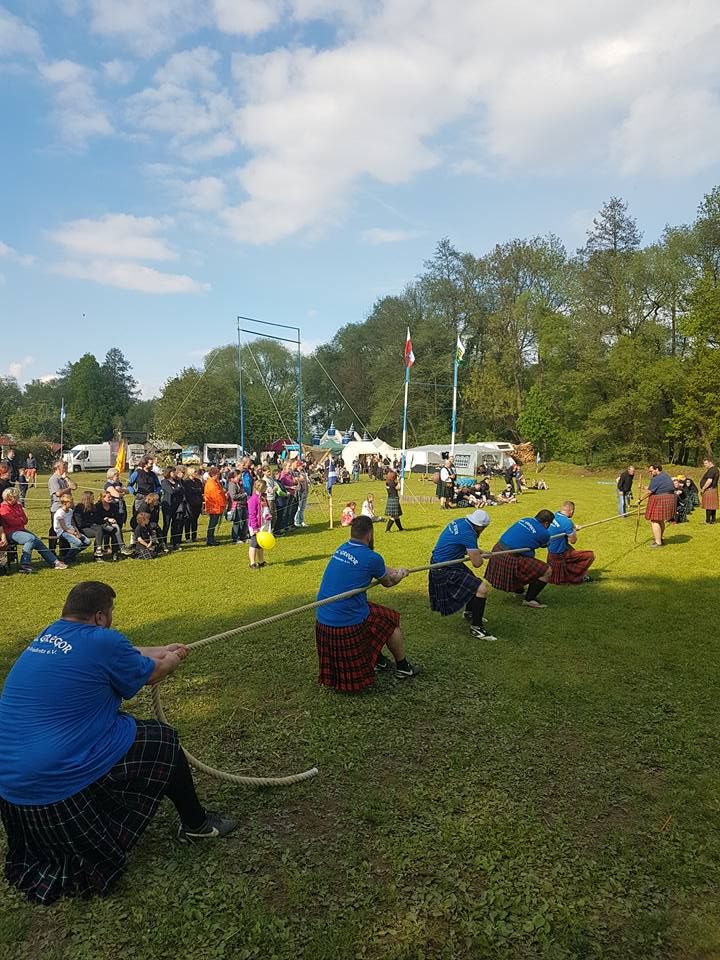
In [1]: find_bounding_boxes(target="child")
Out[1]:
[340,501,356,526]
[360,493,383,522]
[247,480,271,569]
[53,494,91,563]
[133,511,158,559]
[498,485,517,504]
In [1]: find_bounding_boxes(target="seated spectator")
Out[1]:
[74,491,106,562]
[361,493,384,523]
[133,511,159,559]
[498,485,517,504]
[341,501,356,526]
[0,489,68,573]
[96,491,132,559]
[53,494,91,563]
[0,519,7,576]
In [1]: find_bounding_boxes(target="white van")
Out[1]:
[64,443,114,473]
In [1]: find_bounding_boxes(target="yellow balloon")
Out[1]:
[256,530,276,550]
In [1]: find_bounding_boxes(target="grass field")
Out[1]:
[1,467,719,960]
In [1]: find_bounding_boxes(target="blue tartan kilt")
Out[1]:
[429,563,482,616]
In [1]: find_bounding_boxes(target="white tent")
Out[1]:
[404,447,444,472]
[340,439,399,470]
[404,442,515,469]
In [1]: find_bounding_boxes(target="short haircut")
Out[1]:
[60,493,73,503]
[53,459,65,470]
[650,462,663,471]
[139,457,150,468]
[350,515,374,540]
[136,511,151,523]
[2,488,15,501]
[62,581,116,619]
[561,500,575,510]
[535,509,555,525]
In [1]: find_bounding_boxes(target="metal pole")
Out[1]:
[400,364,410,496]
[450,350,459,457]
[60,397,64,456]
[237,319,245,454]
[296,330,302,453]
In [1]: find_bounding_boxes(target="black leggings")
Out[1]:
[386,517,403,531]
[707,509,717,523]
[164,750,206,829]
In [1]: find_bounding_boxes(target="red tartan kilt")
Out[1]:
[315,602,399,693]
[701,487,719,510]
[645,494,676,522]
[548,547,595,585]
[485,543,549,593]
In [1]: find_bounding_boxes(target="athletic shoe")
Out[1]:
[120,544,133,556]
[649,542,663,548]
[19,566,34,575]
[395,662,421,679]
[53,561,68,570]
[582,575,593,582]
[522,599,547,609]
[249,563,259,569]
[374,654,390,672]
[176,812,237,844]
[470,625,498,640]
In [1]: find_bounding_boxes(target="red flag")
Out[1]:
[404,327,415,368]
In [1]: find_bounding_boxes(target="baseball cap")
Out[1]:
[467,509,491,528]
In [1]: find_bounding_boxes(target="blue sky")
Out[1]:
[2,0,719,397]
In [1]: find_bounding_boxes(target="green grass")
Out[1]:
[1,468,719,959]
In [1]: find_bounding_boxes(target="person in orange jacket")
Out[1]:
[203,467,228,547]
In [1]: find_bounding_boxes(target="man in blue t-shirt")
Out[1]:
[428,509,496,640]
[485,510,554,608]
[547,501,595,585]
[642,463,677,547]
[315,515,419,691]
[0,581,236,905]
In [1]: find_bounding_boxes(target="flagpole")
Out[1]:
[400,363,410,496]
[60,397,65,456]
[450,350,459,457]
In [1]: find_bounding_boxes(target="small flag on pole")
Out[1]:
[60,398,66,422]
[404,328,415,368]
[114,439,127,474]
[456,336,466,364]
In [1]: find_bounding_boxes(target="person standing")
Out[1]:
[48,460,77,555]
[428,509,496,640]
[384,470,403,532]
[437,457,455,509]
[642,464,676,547]
[294,462,309,528]
[182,467,204,542]
[315,516,419,691]
[484,512,554,608]
[247,479,271,569]
[616,465,635,515]
[17,469,28,507]
[699,457,718,524]
[203,467,227,546]
[3,449,18,484]
[0,582,235,905]
[24,453,37,487]
[547,501,595,584]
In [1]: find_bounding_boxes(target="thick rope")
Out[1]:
[151,556,468,786]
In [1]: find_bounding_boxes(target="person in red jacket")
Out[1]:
[0,489,68,573]
[203,467,228,546]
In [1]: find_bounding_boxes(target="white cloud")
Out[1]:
[213,0,283,36]
[0,7,42,59]
[38,373,60,383]
[7,356,34,381]
[361,227,422,245]
[182,176,226,210]
[102,58,136,84]
[50,213,177,261]
[54,259,209,293]
[83,0,206,56]
[0,240,34,266]
[40,59,113,145]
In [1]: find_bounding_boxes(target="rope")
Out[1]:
[151,556,468,786]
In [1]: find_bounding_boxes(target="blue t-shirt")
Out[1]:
[548,512,575,554]
[648,471,675,495]
[499,517,551,556]
[431,518,479,563]
[0,620,155,805]
[316,539,386,627]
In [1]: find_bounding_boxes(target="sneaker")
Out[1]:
[649,542,663,548]
[374,654,390,673]
[19,566,34,575]
[53,561,68,570]
[249,563,259,569]
[176,812,237,844]
[470,625,498,640]
[582,575,593,583]
[394,662,421,679]
[522,599,547,609]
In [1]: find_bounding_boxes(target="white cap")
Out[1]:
[467,509,491,528]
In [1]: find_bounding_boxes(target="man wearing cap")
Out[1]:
[428,509,496,640]
[546,501,595,584]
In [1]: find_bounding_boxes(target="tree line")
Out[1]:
[2,188,719,466]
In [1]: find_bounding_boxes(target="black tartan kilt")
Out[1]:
[0,720,179,905]
[429,563,482,615]
[385,494,403,518]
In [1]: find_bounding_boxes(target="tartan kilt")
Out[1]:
[0,720,179,905]
[548,547,595,585]
[435,480,447,499]
[385,494,403,518]
[485,542,549,593]
[316,602,399,692]
[429,563,482,615]
[645,493,676,522]
[701,487,719,510]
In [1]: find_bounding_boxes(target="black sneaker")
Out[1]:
[19,566,34,575]
[470,625,499,641]
[374,654,390,672]
[394,662,421,679]
[176,812,237,844]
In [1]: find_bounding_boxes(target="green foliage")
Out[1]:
[518,386,561,457]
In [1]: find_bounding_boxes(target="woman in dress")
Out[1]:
[700,457,719,524]
[384,470,403,532]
